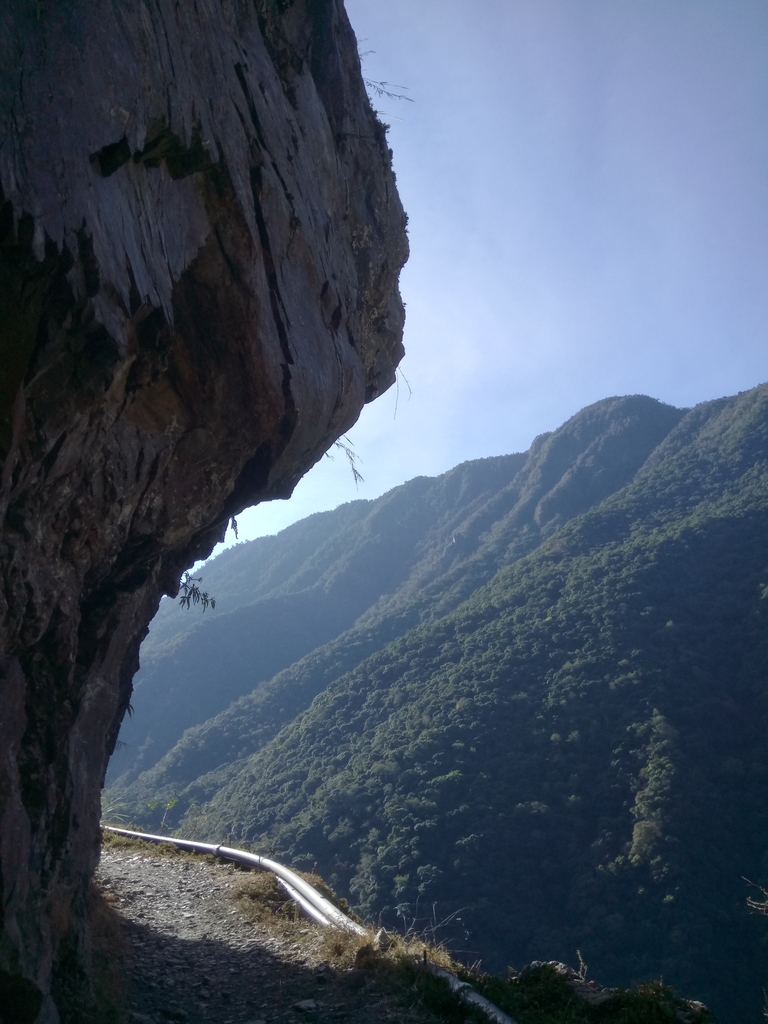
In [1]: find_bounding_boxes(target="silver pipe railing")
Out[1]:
[103,826,366,934]
[102,825,517,1024]
[423,962,518,1024]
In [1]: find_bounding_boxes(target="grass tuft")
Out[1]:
[467,964,715,1024]
[100,829,217,865]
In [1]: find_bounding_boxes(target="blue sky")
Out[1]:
[224,0,768,549]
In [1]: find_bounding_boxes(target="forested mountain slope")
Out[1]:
[108,452,528,783]
[108,394,681,791]
[107,384,768,1023]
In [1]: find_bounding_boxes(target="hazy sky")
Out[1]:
[222,0,768,550]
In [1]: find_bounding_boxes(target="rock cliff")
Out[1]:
[0,1,407,1019]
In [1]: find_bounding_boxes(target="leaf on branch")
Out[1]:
[363,78,414,103]
[178,571,216,611]
[332,436,364,487]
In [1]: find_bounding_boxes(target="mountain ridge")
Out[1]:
[109,394,682,792]
[106,385,768,1022]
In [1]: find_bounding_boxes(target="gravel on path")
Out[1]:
[96,848,448,1024]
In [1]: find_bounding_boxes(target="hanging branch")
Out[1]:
[178,571,216,611]
[363,78,414,104]
[394,366,413,420]
[326,435,364,487]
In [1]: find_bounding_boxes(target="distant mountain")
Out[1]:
[106,386,768,1022]
[109,393,679,791]
[107,451,530,785]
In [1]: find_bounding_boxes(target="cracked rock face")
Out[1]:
[0,1,407,1019]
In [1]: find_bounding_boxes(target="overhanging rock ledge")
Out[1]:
[0,1,407,1019]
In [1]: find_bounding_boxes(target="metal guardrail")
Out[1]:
[102,826,517,1024]
[423,962,518,1024]
[103,826,366,934]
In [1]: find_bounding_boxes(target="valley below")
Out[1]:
[95,833,716,1024]
[106,385,768,1023]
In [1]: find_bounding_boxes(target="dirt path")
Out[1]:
[96,848,447,1024]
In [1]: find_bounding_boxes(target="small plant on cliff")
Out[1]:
[358,45,414,122]
[327,435,364,487]
[576,949,589,982]
[363,78,413,105]
[178,571,215,611]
